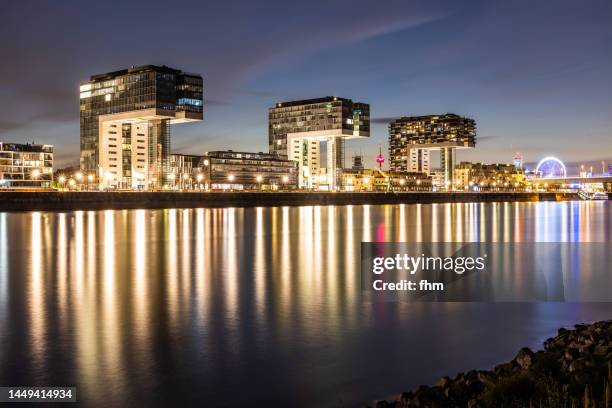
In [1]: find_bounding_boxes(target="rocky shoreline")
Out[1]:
[371,321,612,408]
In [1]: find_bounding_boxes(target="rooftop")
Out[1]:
[86,65,201,82]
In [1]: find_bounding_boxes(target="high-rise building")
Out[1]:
[79,65,203,190]
[0,142,53,188]
[388,114,476,189]
[268,96,369,190]
[351,154,364,171]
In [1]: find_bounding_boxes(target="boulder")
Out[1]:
[514,347,535,370]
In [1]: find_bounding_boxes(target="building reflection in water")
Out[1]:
[0,202,610,406]
[0,213,7,353]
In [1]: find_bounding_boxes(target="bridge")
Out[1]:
[529,175,612,191]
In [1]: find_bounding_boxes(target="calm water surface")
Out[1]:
[0,202,611,407]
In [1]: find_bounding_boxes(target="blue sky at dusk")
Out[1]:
[1,0,611,172]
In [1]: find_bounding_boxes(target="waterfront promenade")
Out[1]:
[0,191,579,211]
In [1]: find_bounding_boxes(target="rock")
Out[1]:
[568,357,594,373]
[564,347,580,361]
[494,361,516,377]
[593,345,609,356]
[436,376,451,388]
[515,347,535,370]
[374,320,612,408]
[477,371,496,387]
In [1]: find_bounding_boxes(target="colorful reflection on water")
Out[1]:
[0,202,610,407]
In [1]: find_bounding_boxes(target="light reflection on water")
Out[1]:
[0,202,610,407]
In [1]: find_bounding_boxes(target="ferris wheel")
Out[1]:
[535,157,566,178]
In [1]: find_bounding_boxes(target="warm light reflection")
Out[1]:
[223,208,239,354]
[29,212,45,370]
[1,201,609,405]
[101,210,123,393]
[167,209,178,332]
[254,207,265,323]
[57,213,68,329]
[0,213,7,324]
[133,210,148,349]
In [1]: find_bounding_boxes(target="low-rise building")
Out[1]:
[169,150,298,190]
[340,169,431,192]
[169,154,202,190]
[454,162,526,191]
[0,142,53,188]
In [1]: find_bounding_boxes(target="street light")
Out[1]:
[203,159,209,166]
[31,169,40,179]
[228,174,235,182]
[75,172,83,181]
[58,176,66,184]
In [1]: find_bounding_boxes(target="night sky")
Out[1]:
[1,0,611,172]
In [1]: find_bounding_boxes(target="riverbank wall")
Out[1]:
[0,191,578,212]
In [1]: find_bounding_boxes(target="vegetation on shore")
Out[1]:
[371,321,612,408]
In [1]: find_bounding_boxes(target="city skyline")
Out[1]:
[1,0,612,172]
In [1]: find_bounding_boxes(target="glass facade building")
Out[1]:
[79,65,203,189]
[268,96,369,190]
[388,114,476,189]
[0,142,53,188]
[169,151,298,191]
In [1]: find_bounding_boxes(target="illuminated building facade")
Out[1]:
[169,150,298,190]
[0,142,53,188]
[268,96,369,190]
[389,114,476,189]
[79,65,203,189]
[340,169,431,192]
[454,162,526,190]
